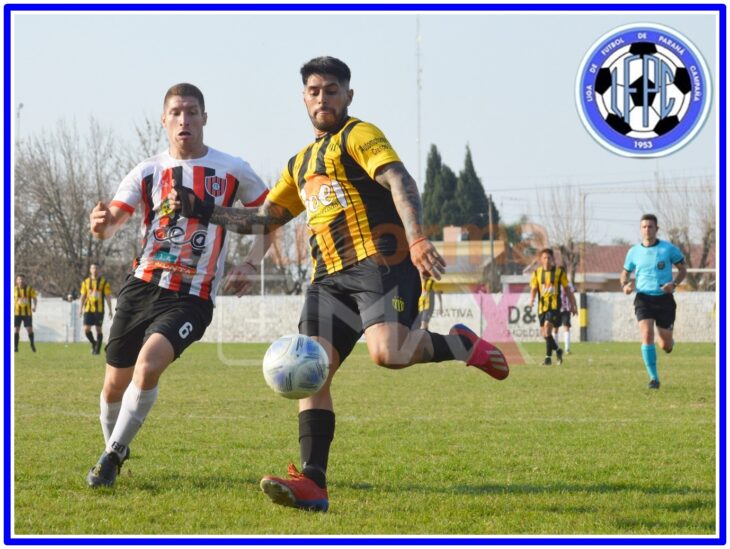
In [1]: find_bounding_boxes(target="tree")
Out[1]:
[456,146,497,238]
[645,176,715,290]
[536,184,587,284]
[422,144,501,241]
[422,144,443,237]
[267,215,311,295]
[15,119,128,296]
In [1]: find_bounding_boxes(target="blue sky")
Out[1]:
[11,6,719,244]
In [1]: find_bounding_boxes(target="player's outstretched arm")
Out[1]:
[171,185,293,234]
[375,161,445,280]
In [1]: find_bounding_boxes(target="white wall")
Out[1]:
[19,292,716,344]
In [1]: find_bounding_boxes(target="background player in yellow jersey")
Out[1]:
[173,56,509,512]
[418,276,439,330]
[529,249,577,366]
[79,263,113,355]
[14,274,37,353]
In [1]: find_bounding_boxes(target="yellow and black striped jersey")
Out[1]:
[80,276,111,313]
[268,117,405,281]
[418,278,435,312]
[530,266,569,314]
[14,285,37,316]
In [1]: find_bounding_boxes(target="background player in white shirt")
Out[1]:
[86,83,268,488]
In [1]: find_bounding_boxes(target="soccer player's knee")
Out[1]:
[659,339,673,352]
[103,378,128,401]
[368,345,403,368]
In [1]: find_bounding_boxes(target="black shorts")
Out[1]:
[559,311,571,328]
[14,315,32,328]
[634,292,676,330]
[299,256,421,362]
[106,275,214,368]
[83,312,105,327]
[538,310,561,328]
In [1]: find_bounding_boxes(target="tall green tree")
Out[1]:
[422,144,443,237]
[439,165,460,232]
[456,146,499,238]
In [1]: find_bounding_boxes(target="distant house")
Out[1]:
[503,242,716,293]
[430,226,715,294]
[430,226,531,293]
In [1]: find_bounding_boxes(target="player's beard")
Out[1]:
[311,108,348,134]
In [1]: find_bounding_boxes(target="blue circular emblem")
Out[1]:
[576,23,711,157]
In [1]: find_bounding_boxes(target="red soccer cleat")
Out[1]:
[260,463,329,512]
[449,324,509,380]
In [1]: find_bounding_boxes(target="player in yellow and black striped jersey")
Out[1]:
[172,57,510,511]
[529,248,577,365]
[14,274,37,352]
[418,277,437,330]
[79,263,113,355]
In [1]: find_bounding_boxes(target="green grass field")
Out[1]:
[13,341,717,537]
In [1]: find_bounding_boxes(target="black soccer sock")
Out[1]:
[545,335,558,357]
[29,333,36,351]
[14,333,19,351]
[299,409,335,489]
[85,331,96,345]
[428,332,472,362]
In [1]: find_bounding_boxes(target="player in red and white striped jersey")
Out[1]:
[111,146,267,300]
[85,83,268,488]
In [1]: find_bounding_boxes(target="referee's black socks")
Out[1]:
[299,409,335,489]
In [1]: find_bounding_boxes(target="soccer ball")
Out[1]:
[262,335,330,399]
[595,42,692,138]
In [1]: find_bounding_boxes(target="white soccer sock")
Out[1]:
[564,331,571,351]
[99,393,122,445]
[106,382,158,458]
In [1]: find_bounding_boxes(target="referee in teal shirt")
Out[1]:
[620,214,687,389]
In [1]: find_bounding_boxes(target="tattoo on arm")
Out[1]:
[210,201,294,235]
[375,162,424,242]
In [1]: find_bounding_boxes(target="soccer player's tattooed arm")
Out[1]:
[90,202,131,240]
[209,200,294,235]
[375,161,446,280]
[170,185,293,234]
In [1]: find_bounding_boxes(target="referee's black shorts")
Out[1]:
[634,292,676,330]
[106,274,213,368]
[299,256,421,363]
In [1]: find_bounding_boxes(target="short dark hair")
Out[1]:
[538,248,555,258]
[163,83,205,112]
[300,56,351,86]
[640,213,658,226]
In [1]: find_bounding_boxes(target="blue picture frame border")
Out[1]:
[3,2,726,545]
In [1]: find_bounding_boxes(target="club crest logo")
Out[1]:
[576,23,711,157]
[204,175,227,198]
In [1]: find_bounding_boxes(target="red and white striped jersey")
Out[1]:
[111,148,268,302]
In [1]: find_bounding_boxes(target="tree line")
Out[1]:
[13,120,715,296]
